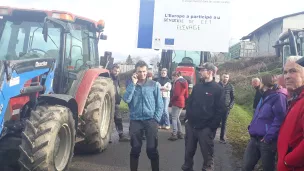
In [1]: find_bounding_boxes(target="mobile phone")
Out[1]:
[132,73,138,79]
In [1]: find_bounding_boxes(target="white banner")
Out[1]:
[151,0,231,52]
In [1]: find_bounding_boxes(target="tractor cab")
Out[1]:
[158,50,211,91]
[0,7,108,95]
[274,29,304,68]
[172,50,202,88]
[273,29,304,87]
[0,7,115,171]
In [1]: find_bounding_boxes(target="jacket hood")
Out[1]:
[176,77,188,88]
[276,88,288,96]
[263,86,288,97]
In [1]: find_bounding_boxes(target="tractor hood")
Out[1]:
[0,58,56,90]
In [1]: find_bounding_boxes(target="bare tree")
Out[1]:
[149,56,160,66]
[126,55,133,65]
[133,56,142,64]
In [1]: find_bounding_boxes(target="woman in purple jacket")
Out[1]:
[242,74,288,171]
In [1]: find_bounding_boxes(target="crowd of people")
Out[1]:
[244,56,304,171]
[108,55,304,171]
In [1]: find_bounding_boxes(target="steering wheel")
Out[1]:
[28,48,48,55]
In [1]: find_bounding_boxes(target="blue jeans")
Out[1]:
[242,137,276,171]
[160,97,170,127]
[171,106,183,135]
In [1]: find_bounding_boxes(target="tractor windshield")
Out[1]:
[0,18,61,61]
[173,50,201,66]
[278,30,304,66]
[281,37,304,66]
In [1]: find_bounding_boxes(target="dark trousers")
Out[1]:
[182,122,215,171]
[129,119,159,171]
[220,109,230,140]
[114,104,123,134]
[242,137,276,171]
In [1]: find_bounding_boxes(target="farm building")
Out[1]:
[241,11,304,57]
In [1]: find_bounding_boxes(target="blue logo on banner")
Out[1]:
[165,38,175,45]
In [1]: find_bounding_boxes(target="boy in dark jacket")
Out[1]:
[182,62,226,171]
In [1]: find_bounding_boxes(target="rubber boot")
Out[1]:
[151,159,159,171]
[130,157,139,171]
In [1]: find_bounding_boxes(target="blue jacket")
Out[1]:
[123,79,164,122]
[248,88,288,143]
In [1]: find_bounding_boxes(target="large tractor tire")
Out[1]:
[19,105,75,171]
[80,77,115,153]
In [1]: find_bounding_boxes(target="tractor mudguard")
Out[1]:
[68,68,110,116]
[38,94,78,128]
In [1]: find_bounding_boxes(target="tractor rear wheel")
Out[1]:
[81,77,115,153]
[0,136,21,171]
[19,105,75,171]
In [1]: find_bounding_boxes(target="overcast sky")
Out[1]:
[2,0,304,62]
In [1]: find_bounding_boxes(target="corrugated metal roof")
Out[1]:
[241,11,304,40]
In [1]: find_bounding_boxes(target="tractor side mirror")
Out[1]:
[100,56,107,67]
[42,21,48,42]
[100,34,107,40]
[275,47,280,57]
[274,41,280,57]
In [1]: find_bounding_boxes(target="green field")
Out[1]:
[226,104,252,158]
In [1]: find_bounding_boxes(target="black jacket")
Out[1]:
[185,81,227,130]
[253,86,262,109]
[111,74,121,105]
[218,82,235,109]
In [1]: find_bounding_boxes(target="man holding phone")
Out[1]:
[123,60,163,171]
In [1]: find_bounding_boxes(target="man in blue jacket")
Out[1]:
[123,60,163,171]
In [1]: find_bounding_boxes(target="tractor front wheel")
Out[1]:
[81,77,115,153]
[19,105,75,171]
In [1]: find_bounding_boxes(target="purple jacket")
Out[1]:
[248,88,288,143]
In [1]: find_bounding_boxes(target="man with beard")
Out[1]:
[218,73,235,144]
[110,64,130,142]
[182,62,226,171]
[252,78,262,110]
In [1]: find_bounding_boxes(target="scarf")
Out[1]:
[158,76,171,86]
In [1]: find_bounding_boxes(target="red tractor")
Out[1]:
[158,50,216,93]
[0,6,115,170]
